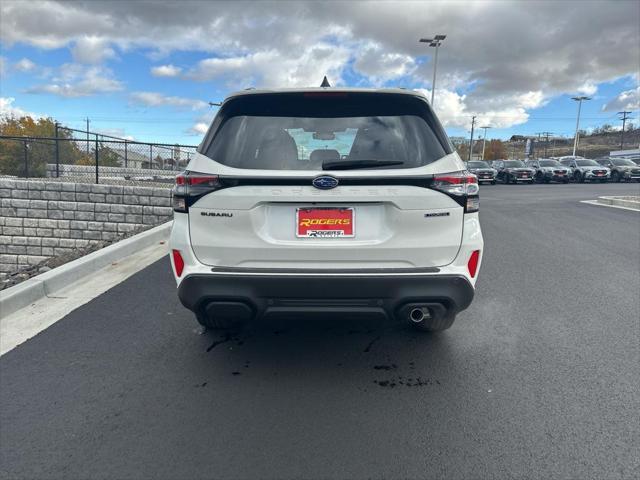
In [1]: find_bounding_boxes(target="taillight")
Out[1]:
[172,171,222,213]
[172,249,185,277]
[431,171,479,213]
[467,250,480,278]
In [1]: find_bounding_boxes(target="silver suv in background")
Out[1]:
[595,157,640,182]
[526,159,570,183]
[170,88,484,333]
[558,157,610,183]
[466,160,497,184]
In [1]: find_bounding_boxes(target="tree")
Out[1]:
[0,115,85,177]
[483,139,507,160]
[456,142,469,160]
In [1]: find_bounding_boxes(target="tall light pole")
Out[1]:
[480,126,492,160]
[419,34,446,108]
[571,96,591,156]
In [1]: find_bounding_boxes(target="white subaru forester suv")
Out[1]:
[170,88,483,332]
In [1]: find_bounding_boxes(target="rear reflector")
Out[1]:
[467,250,480,278]
[172,249,185,277]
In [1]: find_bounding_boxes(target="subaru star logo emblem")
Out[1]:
[312,175,339,190]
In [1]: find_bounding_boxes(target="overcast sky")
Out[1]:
[1,0,639,143]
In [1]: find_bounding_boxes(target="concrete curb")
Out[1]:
[0,222,172,317]
[596,196,640,210]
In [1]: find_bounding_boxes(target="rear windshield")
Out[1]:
[201,92,452,170]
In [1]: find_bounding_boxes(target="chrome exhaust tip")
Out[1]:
[409,307,430,323]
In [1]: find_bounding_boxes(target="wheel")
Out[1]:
[543,177,551,184]
[535,172,544,183]
[528,180,535,184]
[491,180,496,185]
[576,171,585,183]
[504,174,511,184]
[611,171,620,183]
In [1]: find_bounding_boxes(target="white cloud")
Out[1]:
[130,91,207,110]
[187,44,350,88]
[151,64,182,77]
[14,58,36,72]
[187,122,209,135]
[415,88,536,130]
[0,97,40,118]
[1,1,639,130]
[602,87,640,112]
[71,36,116,64]
[353,43,416,85]
[25,64,123,97]
[576,81,598,97]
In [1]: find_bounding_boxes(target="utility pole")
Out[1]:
[480,126,492,160]
[571,96,591,156]
[468,116,476,162]
[541,131,553,157]
[618,111,631,149]
[419,34,446,108]
[85,117,91,156]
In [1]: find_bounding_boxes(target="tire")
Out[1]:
[611,171,620,183]
[576,171,585,183]
[543,177,551,184]
[491,180,496,185]
[411,314,455,332]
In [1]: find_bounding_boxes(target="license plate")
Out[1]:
[296,208,354,238]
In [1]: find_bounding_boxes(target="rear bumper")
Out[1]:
[177,271,475,321]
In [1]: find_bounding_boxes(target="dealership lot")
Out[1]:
[1,183,638,479]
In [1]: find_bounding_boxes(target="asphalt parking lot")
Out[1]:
[1,183,638,480]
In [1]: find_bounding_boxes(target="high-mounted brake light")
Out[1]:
[467,250,480,278]
[172,249,185,277]
[430,171,479,213]
[172,171,222,213]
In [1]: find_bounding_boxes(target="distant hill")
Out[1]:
[504,127,640,159]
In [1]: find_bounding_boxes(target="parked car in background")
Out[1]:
[526,159,570,183]
[559,157,610,183]
[466,160,497,184]
[493,160,535,184]
[595,157,640,182]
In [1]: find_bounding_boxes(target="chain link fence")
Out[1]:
[0,126,197,187]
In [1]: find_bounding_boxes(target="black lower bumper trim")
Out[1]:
[177,273,474,321]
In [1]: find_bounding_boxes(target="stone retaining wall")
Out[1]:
[0,178,173,278]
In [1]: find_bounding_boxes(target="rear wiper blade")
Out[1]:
[322,159,405,170]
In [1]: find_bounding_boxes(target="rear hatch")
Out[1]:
[181,91,472,270]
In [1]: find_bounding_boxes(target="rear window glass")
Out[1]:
[201,92,451,171]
